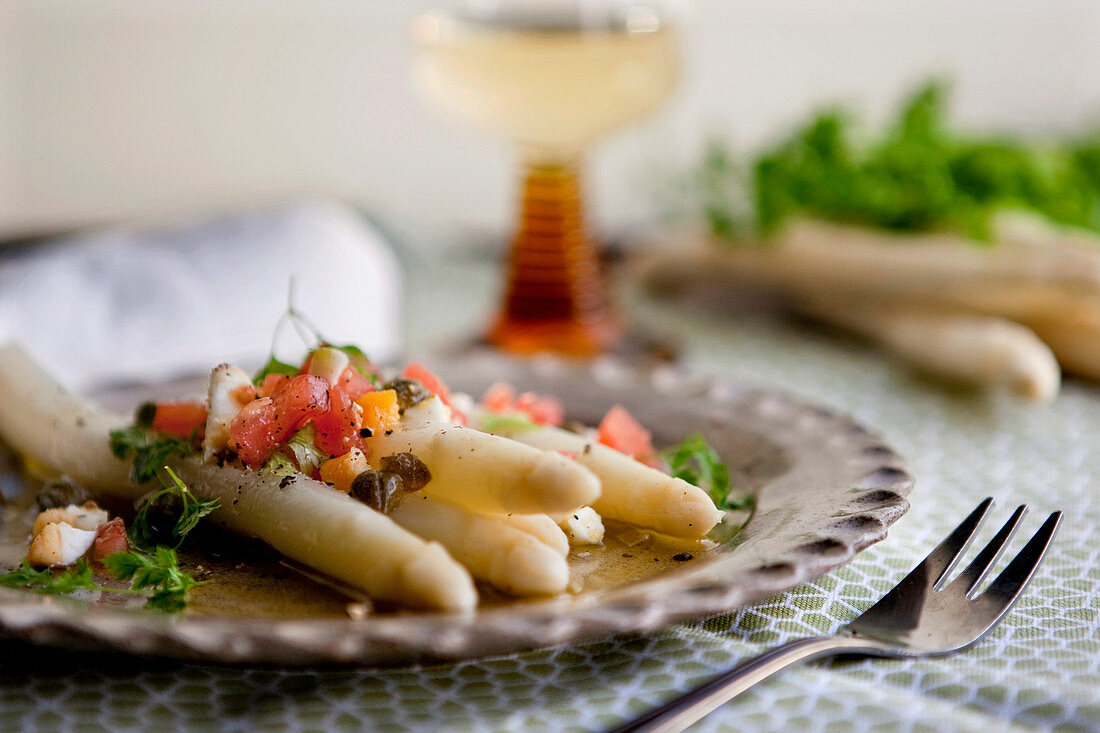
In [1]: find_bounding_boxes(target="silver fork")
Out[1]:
[613,498,1062,733]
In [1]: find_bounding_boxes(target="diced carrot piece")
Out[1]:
[319,447,371,494]
[356,389,401,434]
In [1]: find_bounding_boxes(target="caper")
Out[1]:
[379,452,432,492]
[35,477,90,511]
[135,491,186,546]
[350,470,406,514]
[381,378,430,413]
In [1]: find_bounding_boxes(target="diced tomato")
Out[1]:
[514,392,564,426]
[228,399,277,467]
[151,401,207,439]
[481,382,515,412]
[258,373,289,398]
[93,518,129,561]
[229,375,330,467]
[481,382,564,427]
[403,362,467,425]
[403,363,451,401]
[337,366,375,401]
[313,385,365,459]
[557,450,579,460]
[597,405,655,463]
[271,375,330,434]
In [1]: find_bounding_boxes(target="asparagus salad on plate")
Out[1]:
[0,327,739,613]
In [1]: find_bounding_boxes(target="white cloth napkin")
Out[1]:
[0,201,402,391]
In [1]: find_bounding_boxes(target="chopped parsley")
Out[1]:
[0,553,200,614]
[252,355,299,385]
[101,546,197,613]
[0,559,99,595]
[109,423,195,484]
[662,433,753,511]
[0,468,210,612]
[128,466,220,552]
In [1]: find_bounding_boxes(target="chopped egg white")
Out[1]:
[26,522,97,567]
[307,346,350,386]
[32,503,108,536]
[203,364,253,461]
[66,503,109,531]
[400,395,451,428]
[557,506,605,545]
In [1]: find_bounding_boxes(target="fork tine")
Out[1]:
[952,504,1028,597]
[925,497,995,590]
[981,511,1062,609]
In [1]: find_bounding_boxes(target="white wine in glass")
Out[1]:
[412,2,680,356]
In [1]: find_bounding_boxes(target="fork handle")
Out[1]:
[611,635,890,733]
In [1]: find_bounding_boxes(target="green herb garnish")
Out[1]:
[1,550,200,614]
[0,559,99,595]
[109,424,195,484]
[0,469,211,612]
[662,433,752,511]
[479,413,538,433]
[101,546,197,613]
[128,466,220,552]
[252,355,299,385]
[253,282,379,385]
[696,81,1100,243]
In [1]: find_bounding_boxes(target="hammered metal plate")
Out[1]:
[0,353,912,665]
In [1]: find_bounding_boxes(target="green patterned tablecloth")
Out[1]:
[1,255,1097,732]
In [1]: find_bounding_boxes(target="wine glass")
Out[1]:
[411,0,681,356]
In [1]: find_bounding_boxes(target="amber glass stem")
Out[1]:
[487,161,619,356]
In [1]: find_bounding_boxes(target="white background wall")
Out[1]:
[2,0,1098,242]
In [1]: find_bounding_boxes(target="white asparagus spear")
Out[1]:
[0,341,478,611]
[495,513,570,556]
[367,423,601,515]
[0,342,135,493]
[486,425,723,539]
[642,219,1100,326]
[798,294,1061,403]
[1026,312,1100,383]
[171,461,478,610]
[389,494,570,596]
